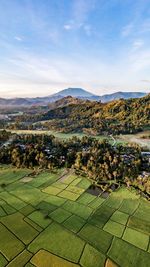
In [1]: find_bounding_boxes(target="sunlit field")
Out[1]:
[0,165,150,266]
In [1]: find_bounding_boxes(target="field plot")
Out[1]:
[0,165,150,266]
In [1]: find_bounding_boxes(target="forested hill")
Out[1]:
[40,94,150,134]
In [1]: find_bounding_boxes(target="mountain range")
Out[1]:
[0,88,147,106]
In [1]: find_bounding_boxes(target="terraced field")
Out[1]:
[0,165,150,267]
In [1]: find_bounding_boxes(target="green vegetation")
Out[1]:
[28,222,85,263]
[108,237,150,267]
[80,244,106,267]
[28,211,52,228]
[6,250,32,267]
[0,223,24,261]
[103,220,125,237]
[0,165,150,266]
[123,227,149,250]
[63,214,85,233]
[50,207,72,223]
[30,250,80,267]
[1,133,149,197]
[1,212,38,244]
[8,94,150,135]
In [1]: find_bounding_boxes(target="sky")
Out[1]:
[0,0,150,98]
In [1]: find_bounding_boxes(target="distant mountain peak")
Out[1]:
[52,88,96,98]
[0,88,148,107]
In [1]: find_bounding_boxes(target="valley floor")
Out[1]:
[7,129,150,148]
[0,165,150,266]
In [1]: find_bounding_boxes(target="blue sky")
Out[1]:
[0,0,150,97]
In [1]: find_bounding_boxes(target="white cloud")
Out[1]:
[0,47,149,98]
[64,24,72,30]
[72,0,96,24]
[132,40,144,50]
[121,23,134,37]
[14,36,23,42]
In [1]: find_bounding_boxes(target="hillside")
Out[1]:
[40,94,150,135]
[47,96,89,110]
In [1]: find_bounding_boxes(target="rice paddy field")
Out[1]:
[0,165,150,267]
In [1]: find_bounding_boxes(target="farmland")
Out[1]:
[0,165,150,266]
[7,129,150,148]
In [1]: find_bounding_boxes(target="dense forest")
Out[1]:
[8,94,150,135]
[0,130,149,196]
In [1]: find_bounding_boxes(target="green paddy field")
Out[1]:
[0,165,150,267]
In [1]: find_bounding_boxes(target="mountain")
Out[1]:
[0,88,147,107]
[52,88,97,98]
[100,91,146,102]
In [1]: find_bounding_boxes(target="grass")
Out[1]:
[0,253,8,267]
[128,216,150,235]
[9,129,107,141]
[77,178,91,189]
[0,206,6,216]
[89,205,115,228]
[0,223,24,261]
[24,217,43,232]
[133,200,150,222]
[79,223,113,253]
[28,171,61,188]
[30,249,80,267]
[63,200,93,219]
[0,168,31,186]
[51,181,68,189]
[88,197,105,209]
[108,237,150,267]
[44,195,66,206]
[104,195,123,209]
[10,185,47,206]
[0,199,16,215]
[63,214,85,233]
[58,190,80,201]
[66,184,85,195]
[77,192,97,205]
[61,174,77,185]
[6,250,32,267]
[28,222,85,263]
[119,199,140,215]
[0,165,150,266]
[1,212,39,244]
[42,185,63,195]
[36,201,57,214]
[110,210,129,225]
[0,191,26,210]
[80,244,106,267]
[28,211,52,228]
[19,205,35,216]
[103,220,125,238]
[49,207,72,223]
[123,227,149,250]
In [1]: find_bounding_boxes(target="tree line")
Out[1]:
[0,131,149,196]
